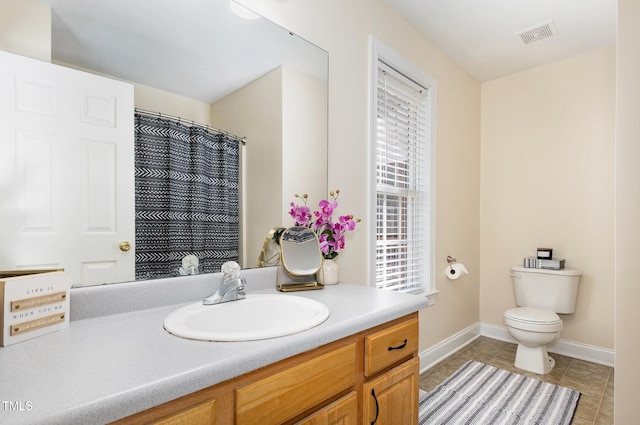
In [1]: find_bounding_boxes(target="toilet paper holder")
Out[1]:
[445,256,468,280]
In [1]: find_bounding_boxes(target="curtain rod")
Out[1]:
[134,108,246,145]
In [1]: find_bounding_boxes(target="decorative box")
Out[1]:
[537,248,553,260]
[0,270,70,347]
[538,258,566,270]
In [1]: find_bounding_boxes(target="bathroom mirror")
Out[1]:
[1,0,328,286]
[276,227,324,292]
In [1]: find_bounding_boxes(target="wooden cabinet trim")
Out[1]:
[294,391,358,425]
[150,400,216,425]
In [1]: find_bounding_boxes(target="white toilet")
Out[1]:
[504,266,581,374]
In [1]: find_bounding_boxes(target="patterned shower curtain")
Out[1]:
[134,114,240,280]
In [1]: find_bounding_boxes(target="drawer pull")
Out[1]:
[370,388,379,425]
[387,339,408,351]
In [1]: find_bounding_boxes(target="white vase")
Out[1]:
[321,258,340,285]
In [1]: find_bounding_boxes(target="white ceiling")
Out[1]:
[39,0,617,98]
[383,0,617,82]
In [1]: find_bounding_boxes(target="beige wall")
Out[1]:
[281,66,328,226]
[240,0,482,350]
[615,0,640,421]
[212,68,284,268]
[0,0,50,62]
[480,47,616,349]
[134,84,213,125]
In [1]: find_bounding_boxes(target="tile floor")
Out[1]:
[419,336,614,425]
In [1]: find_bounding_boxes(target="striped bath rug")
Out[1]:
[419,360,580,425]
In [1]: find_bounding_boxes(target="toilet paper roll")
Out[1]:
[446,263,468,280]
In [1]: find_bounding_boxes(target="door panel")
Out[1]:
[0,50,135,286]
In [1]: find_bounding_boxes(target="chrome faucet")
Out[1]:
[203,261,246,305]
[203,277,246,305]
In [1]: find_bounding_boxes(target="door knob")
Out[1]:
[119,241,131,252]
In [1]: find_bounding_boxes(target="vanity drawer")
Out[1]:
[235,343,356,425]
[364,317,419,376]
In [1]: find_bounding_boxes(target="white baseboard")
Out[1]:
[419,321,615,373]
[480,322,615,367]
[419,322,481,373]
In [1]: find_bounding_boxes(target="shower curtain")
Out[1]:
[134,113,240,280]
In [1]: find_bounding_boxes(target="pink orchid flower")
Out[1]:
[289,202,311,227]
[288,190,360,259]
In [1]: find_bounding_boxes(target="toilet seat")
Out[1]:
[504,307,562,332]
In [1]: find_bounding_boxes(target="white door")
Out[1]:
[0,50,135,286]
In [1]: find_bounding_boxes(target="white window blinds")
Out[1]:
[375,60,431,293]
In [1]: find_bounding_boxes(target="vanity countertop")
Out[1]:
[0,275,427,425]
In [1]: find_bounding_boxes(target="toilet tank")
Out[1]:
[510,266,582,314]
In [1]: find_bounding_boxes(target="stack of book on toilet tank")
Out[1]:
[523,257,565,270]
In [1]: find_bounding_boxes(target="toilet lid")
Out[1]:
[504,307,561,325]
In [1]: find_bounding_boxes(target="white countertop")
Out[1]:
[0,271,427,425]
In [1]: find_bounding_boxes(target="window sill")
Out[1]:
[405,289,439,306]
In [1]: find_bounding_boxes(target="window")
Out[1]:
[370,38,436,297]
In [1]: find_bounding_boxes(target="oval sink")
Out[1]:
[163,294,329,341]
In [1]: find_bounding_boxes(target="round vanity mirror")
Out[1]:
[279,227,322,276]
[257,227,285,267]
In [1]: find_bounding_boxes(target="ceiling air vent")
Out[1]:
[518,21,558,46]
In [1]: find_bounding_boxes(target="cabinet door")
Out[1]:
[363,358,419,425]
[295,392,357,425]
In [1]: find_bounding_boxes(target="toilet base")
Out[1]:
[514,343,555,374]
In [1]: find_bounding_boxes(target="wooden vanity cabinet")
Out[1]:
[112,313,419,425]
